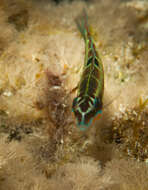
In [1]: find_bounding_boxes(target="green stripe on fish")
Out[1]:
[72,10,104,130]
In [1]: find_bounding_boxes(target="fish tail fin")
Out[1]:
[75,9,90,40]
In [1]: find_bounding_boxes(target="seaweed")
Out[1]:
[44,70,70,131]
[111,97,148,161]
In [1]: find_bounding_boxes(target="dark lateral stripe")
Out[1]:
[86,77,98,95]
[80,71,100,95]
[81,72,99,84]
[91,66,99,78]
[86,57,93,66]
[79,78,88,94]
[83,67,100,83]
[88,47,94,57]
[82,64,92,78]
[94,57,99,66]
[83,59,99,76]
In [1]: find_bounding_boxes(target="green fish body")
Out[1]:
[72,11,104,130]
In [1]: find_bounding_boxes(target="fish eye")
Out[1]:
[93,97,102,109]
[94,97,99,105]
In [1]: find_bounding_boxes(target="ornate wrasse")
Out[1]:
[72,11,104,130]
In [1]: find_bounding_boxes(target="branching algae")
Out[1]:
[72,11,104,130]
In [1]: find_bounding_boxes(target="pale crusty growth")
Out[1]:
[46,157,108,190]
[104,159,148,190]
[0,0,148,190]
[49,158,148,190]
[0,136,56,190]
[0,0,84,124]
[0,134,148,190]
[0,137,36,190]
[0,0,147,125]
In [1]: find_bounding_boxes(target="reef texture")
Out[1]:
[0,0,148,189]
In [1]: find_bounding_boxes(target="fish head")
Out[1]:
[72,95,102,130]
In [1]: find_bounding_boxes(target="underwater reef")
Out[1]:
[0,0,148,189]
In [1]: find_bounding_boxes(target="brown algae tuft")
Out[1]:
[112,97,148,161]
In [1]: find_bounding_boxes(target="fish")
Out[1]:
[72,10,104,130]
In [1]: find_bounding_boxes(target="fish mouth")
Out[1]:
[76,118,93,131]
[72,96,102,130]
[75,110,102,131]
